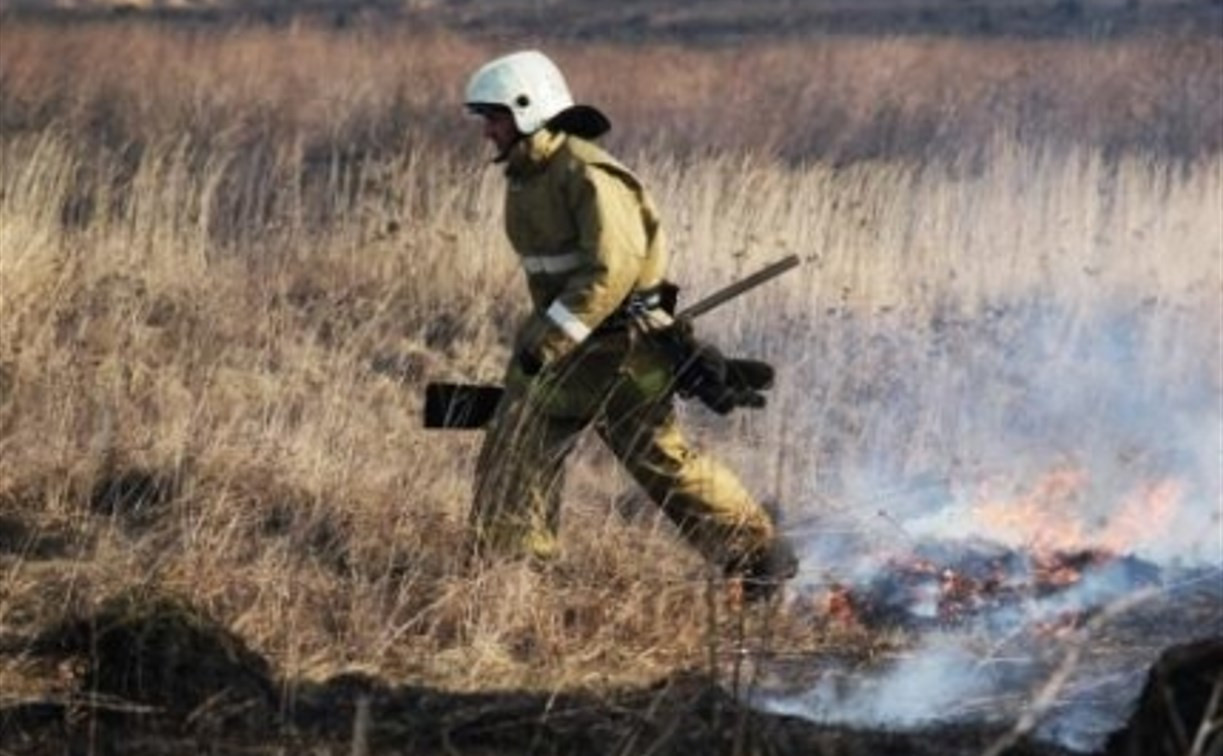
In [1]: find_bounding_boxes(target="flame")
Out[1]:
[970,465,1090,552]
[812,465,1183,630]
[969,465,1183,556]
[824,584,860,627]
[1098,479,1182,553]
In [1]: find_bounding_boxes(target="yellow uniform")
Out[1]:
[470,129,778,568]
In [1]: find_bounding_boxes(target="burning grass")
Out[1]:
[1,17,1221,755]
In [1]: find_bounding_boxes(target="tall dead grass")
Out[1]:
[1,21,1220,699]
[1,21,1220,163]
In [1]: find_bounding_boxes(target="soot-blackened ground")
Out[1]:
[5,594,1216,755]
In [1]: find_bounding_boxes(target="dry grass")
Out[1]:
[0,19,1219,713]
[1,21,1220,162]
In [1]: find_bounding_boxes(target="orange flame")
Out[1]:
[970,465,1183,555]
[824,584,861,628]
[1098,479,1182,553]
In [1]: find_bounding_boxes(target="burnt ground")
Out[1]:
[0,672,1077,756]
[1,593,1218,755]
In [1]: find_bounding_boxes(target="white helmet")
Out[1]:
[465,50,610,138]
[465,50,573,135]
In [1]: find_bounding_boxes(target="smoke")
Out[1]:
[789,297,1221,565]
[751,621,1167,753]
[757,638,997,726]
[753,564,1221,751]
[756,294,1222,752]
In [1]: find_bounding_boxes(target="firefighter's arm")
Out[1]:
[526,164,645,368]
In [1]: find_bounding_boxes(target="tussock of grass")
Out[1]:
[29,591,277,724]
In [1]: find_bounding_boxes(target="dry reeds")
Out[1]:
[1,20,1219,703]
[1,21,1220,162]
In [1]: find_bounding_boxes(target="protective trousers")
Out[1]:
[470,329,776,566]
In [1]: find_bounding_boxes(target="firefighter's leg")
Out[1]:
[595,349,776,569]
[470,381,585,562]
[469,346,615,562]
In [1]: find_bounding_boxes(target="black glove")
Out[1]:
[725,357,774,406]
[678,341,737,414]
[516,347,543,377]
[665,321,774,414]
[656,280,680,316]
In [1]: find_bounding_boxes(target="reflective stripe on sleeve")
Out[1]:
[520,252,582,275]
[545,300,592,344]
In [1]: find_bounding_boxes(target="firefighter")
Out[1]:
[463,50,797,600]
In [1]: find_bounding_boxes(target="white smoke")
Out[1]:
[753,294,1222,752]
[750,619,1171,753]
[787,298,1221,565]
[752,569,1221,750]
[756,638,998,727]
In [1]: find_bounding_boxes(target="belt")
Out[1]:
[596,287,670,333]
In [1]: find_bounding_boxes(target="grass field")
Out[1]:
[0,16,1220,752]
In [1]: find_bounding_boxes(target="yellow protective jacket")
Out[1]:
[503,129,668,367]
[474,129,779,567]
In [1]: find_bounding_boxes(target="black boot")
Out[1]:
[731,537,799,603]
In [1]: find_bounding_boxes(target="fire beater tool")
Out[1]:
[424,254,802,429]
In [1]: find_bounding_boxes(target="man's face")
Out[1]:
[479,108,520,156]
